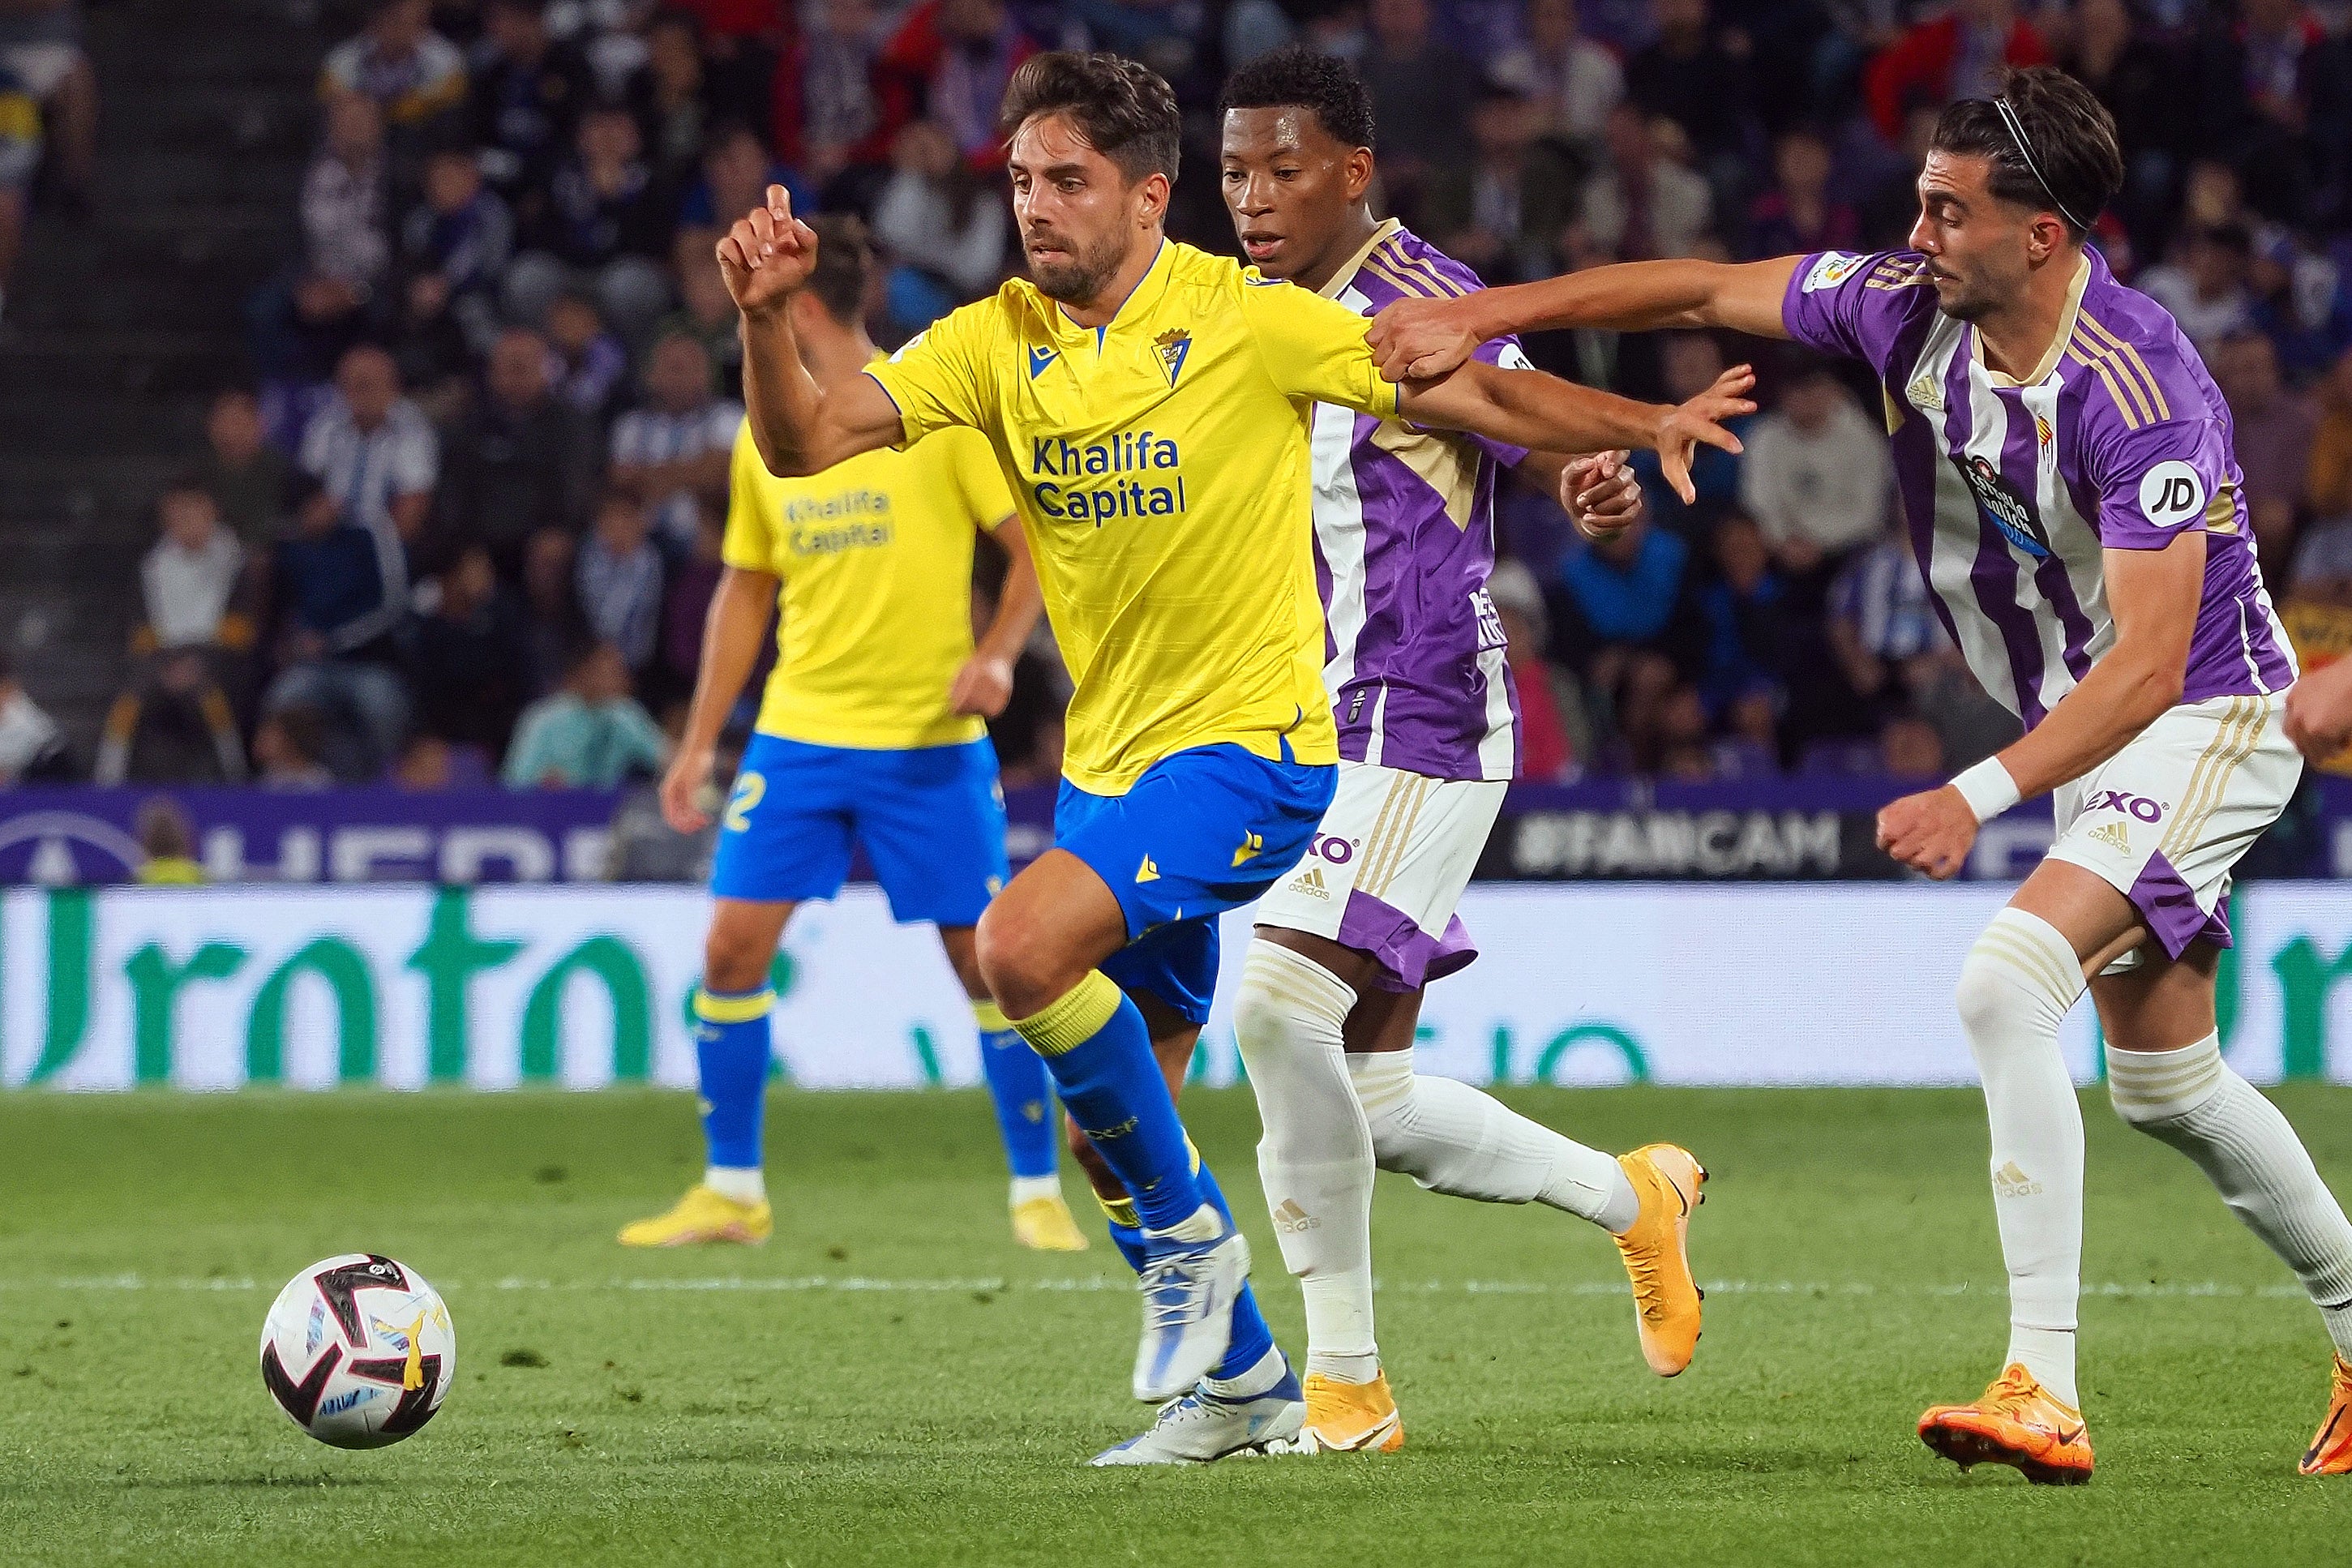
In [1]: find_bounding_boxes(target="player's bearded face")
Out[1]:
[1911,152,2033,323]
[1022,216,1129,303]
[1009,116,1156,306]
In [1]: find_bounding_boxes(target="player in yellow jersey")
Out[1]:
[619,216,1085,1256]
[713,52,1751,1452]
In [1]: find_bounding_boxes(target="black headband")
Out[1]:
[1993,96,2091,233]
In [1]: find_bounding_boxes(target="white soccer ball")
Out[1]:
[259,1253,456,1449]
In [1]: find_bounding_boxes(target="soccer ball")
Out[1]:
[259,1253,456,1449]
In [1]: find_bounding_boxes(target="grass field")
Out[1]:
[5,1084,2351,1566]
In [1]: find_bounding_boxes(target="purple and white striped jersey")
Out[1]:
[1313,221,1529,782]
[1784,247,2295,728]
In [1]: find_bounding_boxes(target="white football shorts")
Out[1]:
[1254,759,1508,992]
[2043,691,2301,960]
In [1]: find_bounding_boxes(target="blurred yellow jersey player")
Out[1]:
[620,214,1086,1258]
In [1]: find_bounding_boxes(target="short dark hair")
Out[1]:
[1218,45,1376,150]
[804,212,873,324]
[997,51,1181,182]
[1929,66,2123,241]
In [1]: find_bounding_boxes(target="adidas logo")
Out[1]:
[1136,854,1160,883]
[2089,820,2130,855]
[1274,1199,1320,1234]
[1993,1160,2044,1198]
[1908,371,1943,412]
[1289,865,1330,901]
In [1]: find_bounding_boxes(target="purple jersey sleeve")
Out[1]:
[1780,251,1937,374]
[2084,415,2229,551]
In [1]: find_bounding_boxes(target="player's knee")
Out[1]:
[701,924,773,995]
[1954,912,2078,1041]
[975,902,1055,1017]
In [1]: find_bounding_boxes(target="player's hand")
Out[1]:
[1563,450,1641,539]
[1875,784,1978,880]
[2285,662,2352,763]
[1366,293,1483,382]
[949,653,1015,718]
[661,743,717,833]
[716,184,819,319]
[1651,365,1755,505]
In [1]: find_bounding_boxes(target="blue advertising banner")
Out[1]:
[2,773,2342,885]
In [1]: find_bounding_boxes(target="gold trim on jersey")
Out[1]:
[1317,219,1405,302]
[2075,312,2172,421]
[1985,255,2091,388]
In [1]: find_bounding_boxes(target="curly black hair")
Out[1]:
[1218,45,1375,152]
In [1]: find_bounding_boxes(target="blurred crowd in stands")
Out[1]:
[16,0,2352,795]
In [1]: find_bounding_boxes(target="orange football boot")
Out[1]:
[1291,1372,1404,1454]
[2300,1356,2352,1476]
[1613,1144,1707,1376]
[1919,1364,2094,1484]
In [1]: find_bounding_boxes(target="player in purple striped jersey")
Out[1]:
[1369,66,2352,1483]
[1206,49,1722,1459]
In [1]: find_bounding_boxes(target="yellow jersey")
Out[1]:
[723,414,1014,750]
[867,240,1399,795]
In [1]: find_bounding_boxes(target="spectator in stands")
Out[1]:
[874,118,1009,315]
[320,0,468,135]
[2191,0,2352,227]
[1879,713,1945,778]
[1548,507,1699,681]
[2251,229,2352,385]
[520,522,583,695]
[677,118,808,239]
[576,491,664,674]
[1421,73,1579,287]
[391,731,456,790]
[197,388,289,551]
[409,542,529,756]
[397,144,515,379]
[791,0,882,184]
[1742,126,1857,261]
[1581,105,1714,263]
[1491,0,1622,149]
[1857,99,1941,249]
[251,705,335,790]
[628,6,712,190]
[661,225,742,398]
[1863,0,2046,146]
[268,91,393,382]
[1358,0,1478,201]
[658,501,726,699]
[0,649,66,782]
[265,474,411,781]
[466,0,592,208]
[1624,0,1754,189]
[506,100,671,343]
[1628,332,1745,530]
[0,60,36,328]
[302,344,438,554]
[2214,329,2317,572]
[544,286,629,422]
[1828,522,1944,718]
[2311,346,2352,527]
[502,638,666,786]
[0,0,92,213]
[1737,359,1890,583]
[439,325,598,576]
[139,480,246,658]
[2059,0,2184,251]
[1693,512,1788,732]
[1489,558,1584,782]
[133,797,204,884]
[872,0,1037,172]
[2140,225,2258,351]
[609,329,739,555]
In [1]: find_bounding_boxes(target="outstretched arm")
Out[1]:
[949,519,1044,719]
[1398,361,1754,503]
[1369,257,1803,381]
[721,184,906,476]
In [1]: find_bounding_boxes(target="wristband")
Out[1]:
[1949,757,2021,824]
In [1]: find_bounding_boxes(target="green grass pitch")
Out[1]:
[5,1083,2352,1565]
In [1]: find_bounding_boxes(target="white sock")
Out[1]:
[1232,942,1380,1382]
[705,1165,765,1204]
[1956,907,2087,1407]
[1009,1174,1064,1206]
[1347,1048,1639,1233]
[1203,1341,1291,1401]
[2108,1033,2352,1360]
